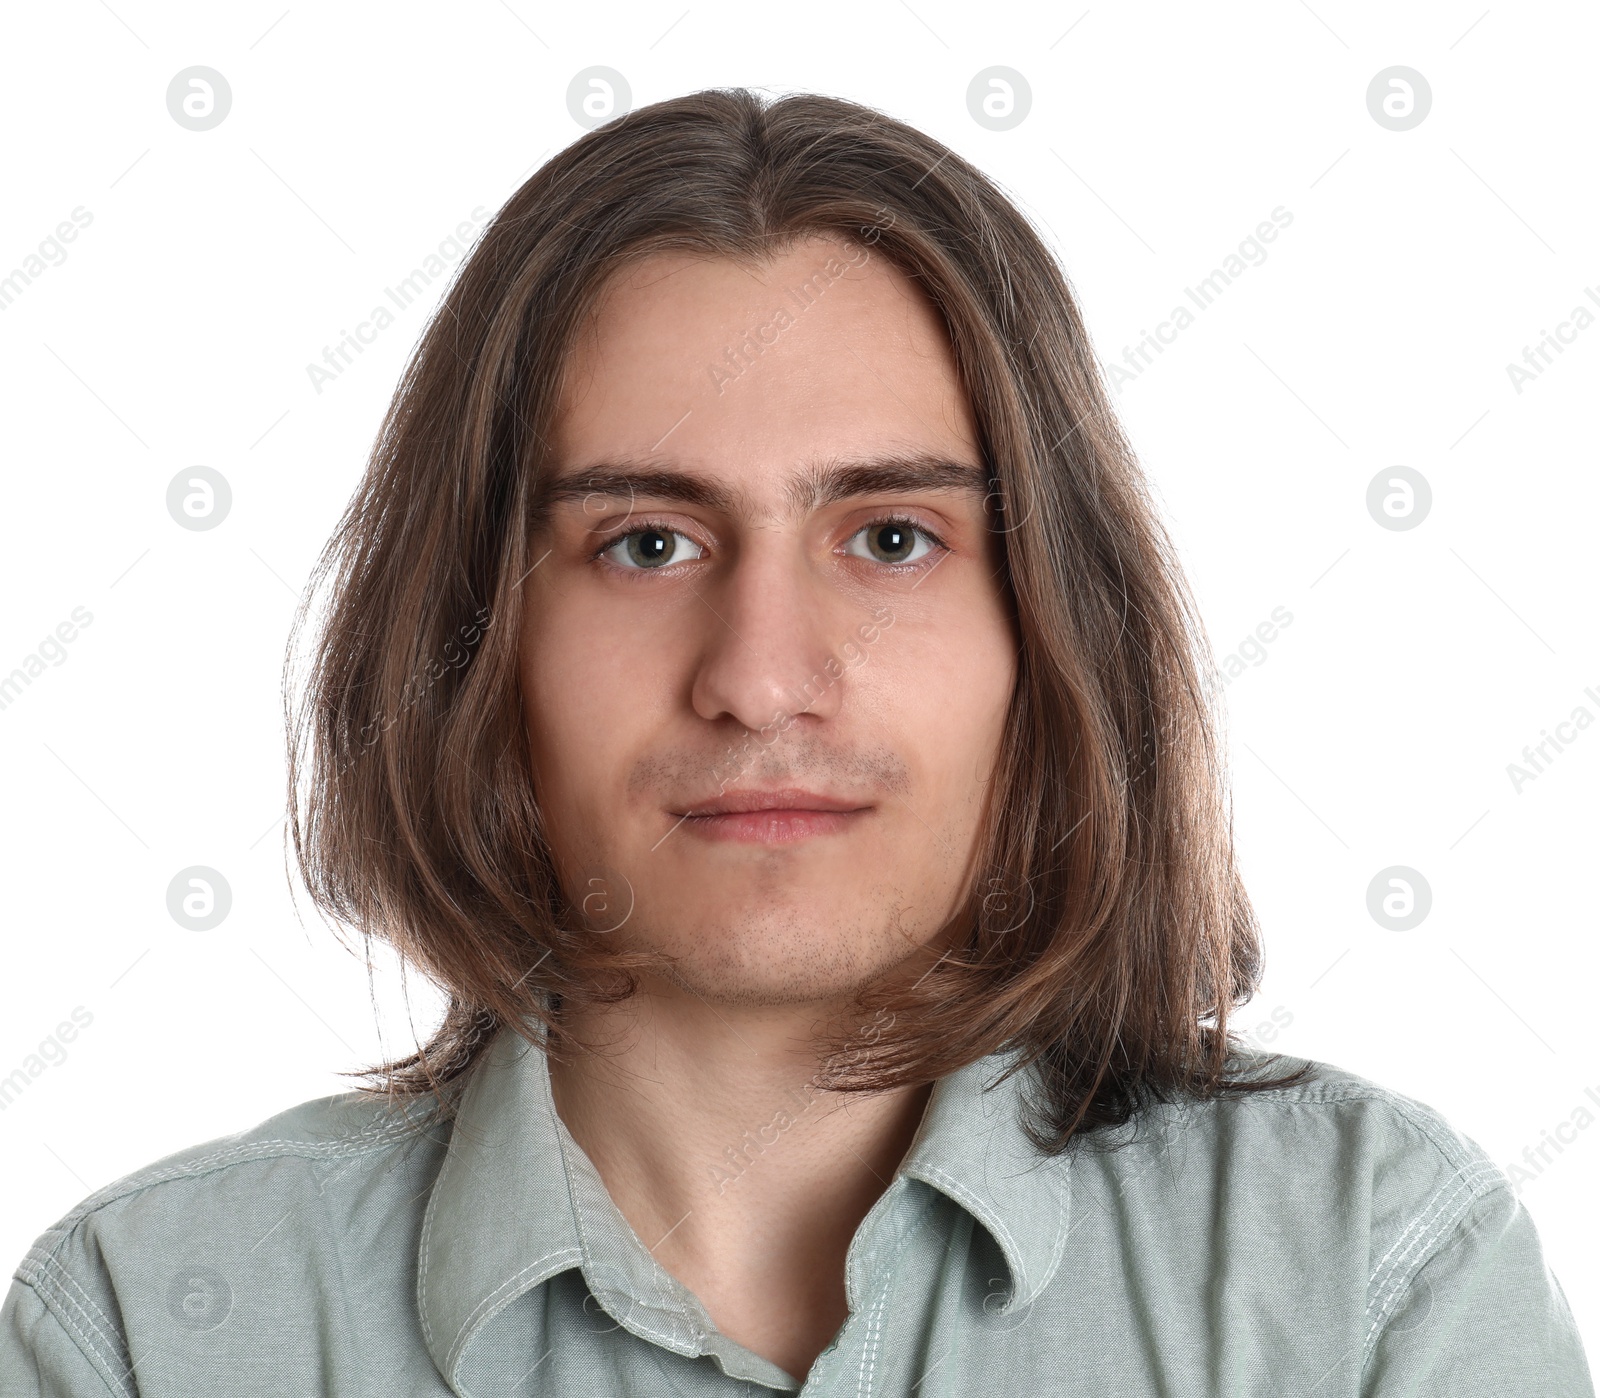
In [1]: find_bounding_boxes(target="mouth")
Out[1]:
[669,787,873,845]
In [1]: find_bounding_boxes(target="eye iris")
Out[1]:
[626,530,673,567]
[868,523,915,562]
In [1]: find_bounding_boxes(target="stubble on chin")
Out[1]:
[642,897,929,1010]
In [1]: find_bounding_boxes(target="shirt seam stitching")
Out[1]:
[914,1162,1056,1308]
[852,1193,942,1398]
[23,1106,440,1255]
[445,1245,585,1373]
[11,1275,132,1398]
[1163,1085,1496,1184]
[416,1132,446,1359]
[856,1277,892,1398]
[556,1126,706,1357]
[1359,1161,1507,1369]
[31,1248,128,1373]
[31,1247,129,1375]
[17,1114,432,1392]
[1192,1082,1471,1132]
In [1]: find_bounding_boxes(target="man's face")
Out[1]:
[519,234,1017,1008]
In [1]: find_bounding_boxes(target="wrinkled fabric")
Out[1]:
[2,1023,1591,1396]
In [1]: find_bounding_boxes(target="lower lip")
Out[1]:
[677,808,867,844]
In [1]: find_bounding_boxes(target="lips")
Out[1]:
[677,787,869,817]
[671,787,872,845]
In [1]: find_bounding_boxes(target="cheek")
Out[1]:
[857,601,1016,796]
[519,592,623,810]
[518,584,689,812]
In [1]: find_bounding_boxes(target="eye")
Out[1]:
[600,527,705,570]
[844,519,939,566]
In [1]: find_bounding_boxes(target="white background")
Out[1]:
[2,0,1596,1365]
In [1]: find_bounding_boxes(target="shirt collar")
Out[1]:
[415,1022,584,1387]
[416,1022,796,1391]
[416,1023,1070,1386]
[874,1050,1070,1314]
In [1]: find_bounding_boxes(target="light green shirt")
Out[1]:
[2,1023,1591,1396]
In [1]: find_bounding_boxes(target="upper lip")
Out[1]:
[676,787,871,817]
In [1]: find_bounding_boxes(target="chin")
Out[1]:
[643,910,925,1008]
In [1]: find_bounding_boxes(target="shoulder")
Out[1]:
[1002,1063,1591,1387]
[1199,1050,1506,1191]
[1054,1051,1519,1258]
[1134,1050,1510,1204]
[3,1084,459,1395]
[6,1086,449,1386]
[22,1086,447,1258]
[1192,1054,1589,1384]
[1054,1050,1502,1172]
[1071,1051,1519,1294]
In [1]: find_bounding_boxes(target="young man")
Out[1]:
[2,88,1590,1396]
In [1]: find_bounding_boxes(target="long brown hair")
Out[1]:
[284,86,1306,1154]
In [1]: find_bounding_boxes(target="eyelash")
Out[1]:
[590,517,705,576]
[847,515,949,568]
[589,514,949,573]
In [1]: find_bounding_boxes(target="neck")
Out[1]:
[546,978,933,1381]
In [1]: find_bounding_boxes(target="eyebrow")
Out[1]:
[535,452,991,522]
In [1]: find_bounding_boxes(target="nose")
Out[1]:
[688,536,848,734]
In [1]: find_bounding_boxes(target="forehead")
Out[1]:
[550,234,980,492]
